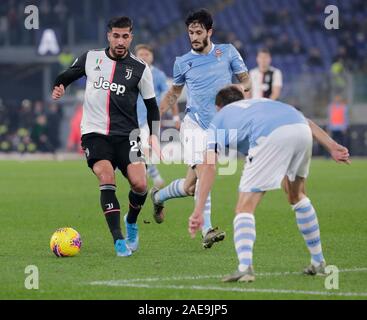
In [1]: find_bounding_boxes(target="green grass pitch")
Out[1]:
[0,159,366,300]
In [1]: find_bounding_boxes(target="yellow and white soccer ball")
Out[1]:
[50,227,82,257]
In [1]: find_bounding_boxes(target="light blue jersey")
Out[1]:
[207,99,308,152]
[137,65,168,126]
[173,43,248,129]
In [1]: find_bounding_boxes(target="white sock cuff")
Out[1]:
[291,197,311,211]
[234,213,255,224]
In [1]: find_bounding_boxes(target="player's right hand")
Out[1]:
[188,210,204,239]
[52,84,65,100]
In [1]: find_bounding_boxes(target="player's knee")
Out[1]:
[97,172,115,185]
[130,180,147,194]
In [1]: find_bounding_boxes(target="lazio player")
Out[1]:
[189,86,350,282]
[150,9,252,248]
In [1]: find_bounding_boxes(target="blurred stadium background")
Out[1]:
[0,0,366,156]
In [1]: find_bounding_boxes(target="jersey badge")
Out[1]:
[125,66,133,80]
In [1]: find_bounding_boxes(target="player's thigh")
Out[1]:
[286,124,312,180]
[81,134,116,178]
[235,192,265,214]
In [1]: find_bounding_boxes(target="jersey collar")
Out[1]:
[105,47,130,61]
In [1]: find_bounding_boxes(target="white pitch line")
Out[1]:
[88,267,367,297]
[89,267,367,284]
[89,282,367,297]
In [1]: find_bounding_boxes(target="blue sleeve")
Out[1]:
[173,59,185,85]
[229,44,248,75]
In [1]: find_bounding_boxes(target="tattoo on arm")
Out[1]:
[161,85,183,114]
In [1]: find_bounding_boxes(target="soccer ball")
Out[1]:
[50,227,82,257]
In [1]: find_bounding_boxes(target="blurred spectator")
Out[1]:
[278,9,291,25]
[263,8,278,26]
[327,94,349,147]
[34,100,45,116]
[47,102,63,150]
[273,34,292,55]
[18,99,34,130]
[31,114,54,153]
[54,0,68,24]
[307,47,323,67]
[291,40,306,55]
[250,48,283,100]
[58,49,75,71]
[330,59,350,99]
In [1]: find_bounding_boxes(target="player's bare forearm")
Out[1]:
[160,85,183,115]
[308,119,351,164]
[236,72,252,97]
[308,119,336,151]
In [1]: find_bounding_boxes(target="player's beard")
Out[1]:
[111,46,127,58]
[191,36,209,53]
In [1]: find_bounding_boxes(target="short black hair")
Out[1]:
[215,86,244,108]
[185,8,213,31]
[107,16,133,32]
[257,47,271,55]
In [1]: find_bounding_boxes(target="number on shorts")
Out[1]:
[130,140,139,152]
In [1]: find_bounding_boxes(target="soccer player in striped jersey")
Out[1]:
[189,86,350,282]
[52,17,160,257]
[151,9,252,249]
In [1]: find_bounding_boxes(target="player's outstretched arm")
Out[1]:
[308,119,351,164]
[189,151,217,238]
[52,52,87,100]
[236,72,252,99]
[160,85,184,116]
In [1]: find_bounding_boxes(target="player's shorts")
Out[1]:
[180,115,207,167]
[239,123,312,193]
[81,133,145,177]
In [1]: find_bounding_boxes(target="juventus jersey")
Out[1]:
[250,66,283,99]
[54,48,156,136]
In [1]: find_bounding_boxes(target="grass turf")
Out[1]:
[0,159,366,300]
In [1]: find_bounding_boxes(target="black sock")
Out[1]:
[100,184,123,243]
[127,189,148,224]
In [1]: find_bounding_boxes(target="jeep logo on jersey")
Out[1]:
[94,77,126,96]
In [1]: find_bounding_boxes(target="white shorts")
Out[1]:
[239,123,312,193]
[180,115,207,166]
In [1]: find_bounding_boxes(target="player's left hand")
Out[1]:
[330,143,351,164]
[188,210,204,238]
